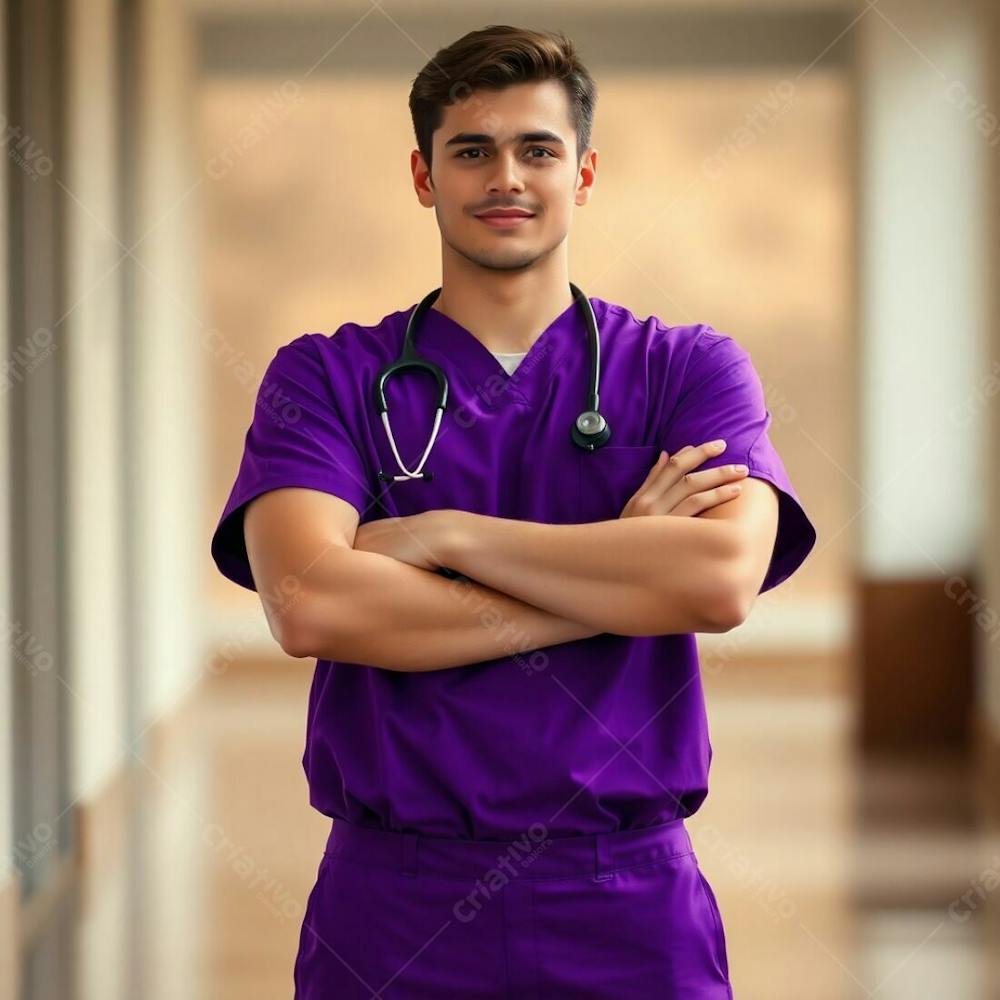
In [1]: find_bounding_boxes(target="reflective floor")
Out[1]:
[20,650,1000,999]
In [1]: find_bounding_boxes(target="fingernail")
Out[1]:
[711,439,726,450]
[733,464,748,473]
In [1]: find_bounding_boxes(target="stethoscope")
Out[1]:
[374,283,610,483]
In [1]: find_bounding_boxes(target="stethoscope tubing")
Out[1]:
[374,283,607,482]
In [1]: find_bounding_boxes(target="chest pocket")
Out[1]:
[574,444,662,524]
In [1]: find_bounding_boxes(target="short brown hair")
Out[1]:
[408,25,597,174]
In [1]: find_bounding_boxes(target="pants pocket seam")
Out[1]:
[695,867,731,985]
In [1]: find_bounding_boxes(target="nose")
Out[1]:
[485,151,526,195]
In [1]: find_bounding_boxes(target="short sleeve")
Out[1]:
[659,328,817,595]
[210,333,372,592]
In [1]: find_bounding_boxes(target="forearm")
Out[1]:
[286,546,602,671]
[443,513,743,636]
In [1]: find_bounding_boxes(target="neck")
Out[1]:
[430,262,574,354]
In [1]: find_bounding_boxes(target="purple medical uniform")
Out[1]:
[211,295,817,998]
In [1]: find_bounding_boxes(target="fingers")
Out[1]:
[619,440,745,517]
[631,445,688,495]
[653,467,746,517]
[635,450,669,492]
[621,441,744,518]
[670,482,746,517]
[683,463,749,491]
[641,439,730,506]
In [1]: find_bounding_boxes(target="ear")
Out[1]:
[412,149,435,206]
[575,147,597,207]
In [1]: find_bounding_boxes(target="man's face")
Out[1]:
[413,79,596,272]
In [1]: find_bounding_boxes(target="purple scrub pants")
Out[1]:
[293,818,733,999]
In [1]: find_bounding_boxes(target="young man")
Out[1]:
[211,24,816,1000]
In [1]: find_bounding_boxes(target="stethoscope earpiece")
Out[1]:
[374,282,609,483]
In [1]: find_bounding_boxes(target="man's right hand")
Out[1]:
[619,440,749,519]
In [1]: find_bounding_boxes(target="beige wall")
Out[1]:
[856,0,997,741]
[133,0,205,721]
[0,0,12,937]
[983,0,1000,739]
[857,0,988,577]
[59,0,205,819]
[59,0,204,810]
[65,0,128,810]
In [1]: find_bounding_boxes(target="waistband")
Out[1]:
[324,818,694,883]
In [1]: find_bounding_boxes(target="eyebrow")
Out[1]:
[445,130,566,148]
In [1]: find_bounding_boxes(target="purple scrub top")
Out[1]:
[211,295,817,840]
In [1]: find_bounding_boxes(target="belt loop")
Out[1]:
[593,832,613,882]
[401,832,419,878]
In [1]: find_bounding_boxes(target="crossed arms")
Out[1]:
[243,450,779,672]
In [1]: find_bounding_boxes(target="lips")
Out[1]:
[475,209,535,219]
[475,209,536,230]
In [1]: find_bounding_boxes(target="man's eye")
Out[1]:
[455,148,556,160]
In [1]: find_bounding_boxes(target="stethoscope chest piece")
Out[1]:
[572,410,611,451]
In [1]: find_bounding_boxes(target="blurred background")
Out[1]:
[2,0,999,996]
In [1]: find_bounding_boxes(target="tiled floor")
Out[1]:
[23,650,1000,999]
